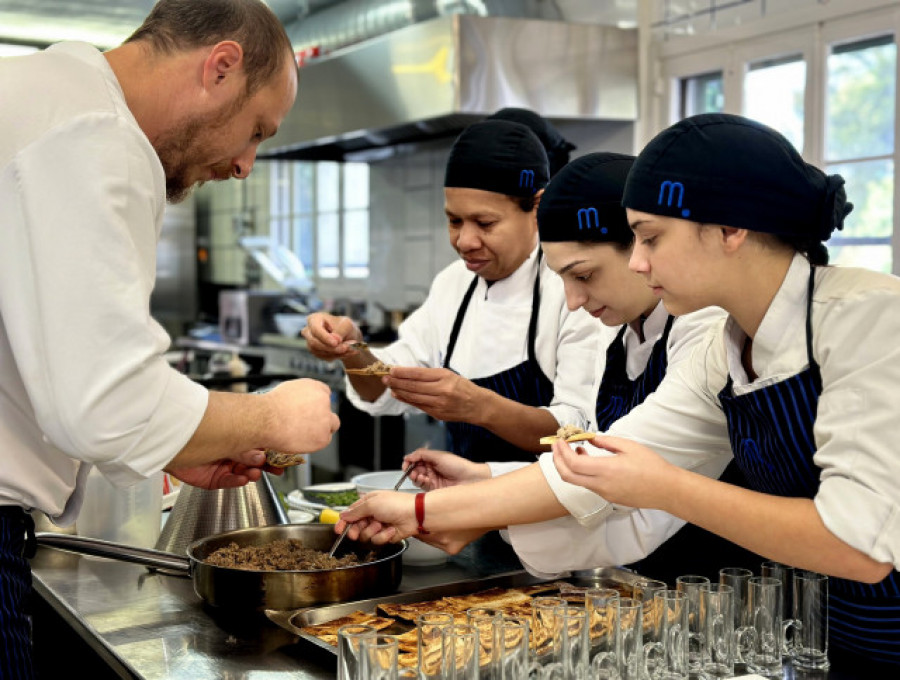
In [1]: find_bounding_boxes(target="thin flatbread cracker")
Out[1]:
[345,359,394,377]
[345,367,392,376]
[539,431,597,445]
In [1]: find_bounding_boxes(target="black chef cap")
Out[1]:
[538,152,635,246]
[623,113,852,243]
[488,107,577,177]
[444,120,550,197]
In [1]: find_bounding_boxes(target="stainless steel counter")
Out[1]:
[29,544,513,679]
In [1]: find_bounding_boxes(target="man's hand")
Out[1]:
[166,449,274,489]
[262,379,340,453]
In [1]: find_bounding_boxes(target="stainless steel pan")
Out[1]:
[36,524,406,610]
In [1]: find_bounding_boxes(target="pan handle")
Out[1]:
[35,532,192,574]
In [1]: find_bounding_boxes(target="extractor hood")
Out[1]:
[259,14,637,161]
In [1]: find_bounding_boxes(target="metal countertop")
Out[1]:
[30,544,512,679]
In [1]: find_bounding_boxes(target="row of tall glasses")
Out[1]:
[336,561,828,679]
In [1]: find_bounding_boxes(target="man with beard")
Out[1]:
[0,2,339,677]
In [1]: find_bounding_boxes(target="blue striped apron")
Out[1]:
[442,253,554,464]
[718,264,900,666]
[0,507,36,680]
[594,315,674,431]
[604,317,762,584]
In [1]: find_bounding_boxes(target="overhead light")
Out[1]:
[0,43,39,57]
[0,13,133,49]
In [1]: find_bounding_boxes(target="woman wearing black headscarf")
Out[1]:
[304,120,598,465]
[487,107,576,177]
[548,113,900,670]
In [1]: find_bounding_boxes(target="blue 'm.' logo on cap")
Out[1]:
[519,169,535,189]
[658,180,691,218]
[577,207,608,234]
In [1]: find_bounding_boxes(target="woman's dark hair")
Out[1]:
[774,235,830,265]
[125,0,294,98]
[516,194,538,213]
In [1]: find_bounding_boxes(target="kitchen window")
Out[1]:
[661,5,899,274]
[744,54,806,152]
[269,160,370,282]
[679,71,724,117]
[823,35,896,272]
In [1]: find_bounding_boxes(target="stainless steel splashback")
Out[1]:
[260,14,637,161]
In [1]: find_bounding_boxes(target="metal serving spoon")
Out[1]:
[326,464,418,558]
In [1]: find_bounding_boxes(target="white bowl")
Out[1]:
[273,313,308,338]
[350,470,448,567]
[351,470,419,496]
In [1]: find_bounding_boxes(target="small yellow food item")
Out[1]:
[539,425,597,445]
[319,508,341,524]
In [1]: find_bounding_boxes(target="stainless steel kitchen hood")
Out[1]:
[259,14,637,161]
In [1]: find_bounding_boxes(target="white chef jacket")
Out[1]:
[495,303,730,576]
[542,254,900,570]
[345,245,599,433]
[0,43,208,524]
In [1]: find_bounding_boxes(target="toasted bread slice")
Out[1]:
[299,610,394,638]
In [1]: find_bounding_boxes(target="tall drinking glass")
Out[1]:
[338,624,377,680]
[675,574,709,675]
[467,607,502,679]
[645,589,689,680]
[417,612,455,680]
[761,560,795,658]
[787,570,830,671]
[442,624,480,680]
[531,596,565,662]
[736,576,784,677]
[360,634,400,680]
[633,578,667,642]
[586,587,620,671]
[498,619,530,680]
[699,583,735,679]
[553,605,589,678]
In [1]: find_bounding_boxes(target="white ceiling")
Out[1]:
[0,0,638,49]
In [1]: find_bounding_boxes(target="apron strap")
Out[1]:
[443,275,479,369]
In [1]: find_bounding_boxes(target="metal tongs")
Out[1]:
[326,464,419,558]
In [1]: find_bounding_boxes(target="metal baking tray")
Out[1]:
[266,566,644,656]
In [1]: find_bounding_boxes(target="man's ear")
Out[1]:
[202,40,244,90]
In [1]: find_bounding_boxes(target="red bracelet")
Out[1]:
[415,492,430,535]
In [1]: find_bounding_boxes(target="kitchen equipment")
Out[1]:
[328,465,417,558]
[218,290,283,345]
[77,468,163,549]
[155,474,287,556]
[258,15,637,162]
[36,523,407,610]
[273,312,308,338]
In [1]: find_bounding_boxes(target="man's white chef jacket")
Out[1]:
[0,42,208,523]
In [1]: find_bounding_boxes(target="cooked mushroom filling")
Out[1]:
[205,539,377,571]
[556,424,586,439]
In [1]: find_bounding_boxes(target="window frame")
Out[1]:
[653,3,900,274]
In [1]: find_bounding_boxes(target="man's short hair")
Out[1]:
[125,0,295,97]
